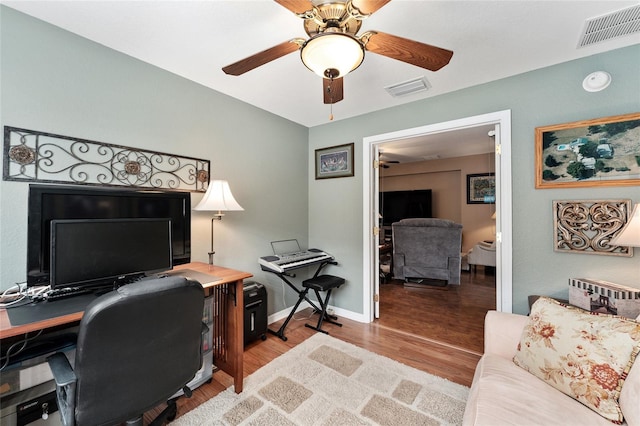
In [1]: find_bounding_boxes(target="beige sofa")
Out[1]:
[463,310,640,426]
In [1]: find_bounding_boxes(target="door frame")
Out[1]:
[362,110,513,321]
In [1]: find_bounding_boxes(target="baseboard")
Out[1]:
[267,302,367,325]
[267,302,312,325]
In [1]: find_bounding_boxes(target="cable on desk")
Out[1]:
[0,283,48,308]
[0,285,26,307]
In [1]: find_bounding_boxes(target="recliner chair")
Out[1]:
[47,276,205,426]
[392,218,463,285]
[467,240,496,271]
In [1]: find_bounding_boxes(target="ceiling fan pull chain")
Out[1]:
[328,78,334,120]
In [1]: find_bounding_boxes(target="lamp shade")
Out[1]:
[194,180,243,212]
[611,203,640,247]
[300,32,364,78]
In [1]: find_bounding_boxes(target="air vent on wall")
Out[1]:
[578,4,640,48]
[385,76,431,98]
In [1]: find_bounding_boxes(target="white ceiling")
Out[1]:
[378,124,497,164]
[2,1,639,163]
[3,0,639,132]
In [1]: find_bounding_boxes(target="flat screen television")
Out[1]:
[380,189,433,226]
[27,184,191,286]
[50,218,172,289]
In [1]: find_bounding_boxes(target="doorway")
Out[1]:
[362,110,513,322]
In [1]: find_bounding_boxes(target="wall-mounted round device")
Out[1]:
[582,71,612,92]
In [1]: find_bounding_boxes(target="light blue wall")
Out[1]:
[2,6,639,318]
[309,44,640,315]
[0,7,309,314]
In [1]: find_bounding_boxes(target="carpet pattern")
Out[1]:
[174,333,469,425]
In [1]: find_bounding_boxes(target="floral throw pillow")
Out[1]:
[513,297,640,423]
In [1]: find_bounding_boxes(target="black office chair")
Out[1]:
[47,276,205,426]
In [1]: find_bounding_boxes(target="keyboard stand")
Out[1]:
[262,260,339,341]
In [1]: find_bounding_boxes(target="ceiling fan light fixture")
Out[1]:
[300,32,364,78]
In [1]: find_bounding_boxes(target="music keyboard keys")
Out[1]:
[258,249,334,273]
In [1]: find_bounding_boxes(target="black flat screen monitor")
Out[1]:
[27,184,191,286]
[380,189,433,226]
[50,218,172,289]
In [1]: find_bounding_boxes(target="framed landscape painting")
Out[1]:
[535,112,640,189]
[315,143,354,179]
[467,173,495,204]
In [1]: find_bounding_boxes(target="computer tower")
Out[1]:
[243,281,267,345]
[172,294,213,397]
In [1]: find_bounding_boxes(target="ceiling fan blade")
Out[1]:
[351,0,391,15]
[365,31,453,71]
[323,77,344,104]
[274,0,314,15]
[222,40,301,76]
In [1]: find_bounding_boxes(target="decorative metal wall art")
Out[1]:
[553,199,633,257]
[3,126,209,192]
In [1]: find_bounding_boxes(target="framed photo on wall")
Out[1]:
[535,112,640,189]
[315,143,354,179]
[467,173,495,204]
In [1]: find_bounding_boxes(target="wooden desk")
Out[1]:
[0,262,252,393]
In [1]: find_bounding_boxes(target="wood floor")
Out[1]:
[145,268,494,424]
[378,267,496,354]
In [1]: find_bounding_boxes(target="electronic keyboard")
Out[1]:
[259,248,333,273]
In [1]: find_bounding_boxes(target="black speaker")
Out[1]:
[243,282,267,345]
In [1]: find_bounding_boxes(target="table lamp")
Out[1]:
[611,203,640,249]
[194,180,244,264]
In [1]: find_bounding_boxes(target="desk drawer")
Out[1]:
[0,381,61,426]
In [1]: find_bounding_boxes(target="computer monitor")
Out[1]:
[27,184,191,286]
[50,218,172,289]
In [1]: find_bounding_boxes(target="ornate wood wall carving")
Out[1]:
[3,126,209,192]
[553,199,632,257]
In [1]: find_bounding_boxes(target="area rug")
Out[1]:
[174,333,469,425]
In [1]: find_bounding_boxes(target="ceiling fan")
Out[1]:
[379,160,399,168]
[378,150,401,168]
[222,0,454,106]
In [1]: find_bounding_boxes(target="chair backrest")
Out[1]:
[73,276,204,426]
[392,218,463,283]
[393,218,462,265]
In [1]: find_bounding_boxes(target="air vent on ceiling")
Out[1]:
[578,4,640,48]
[385,77,431,98]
